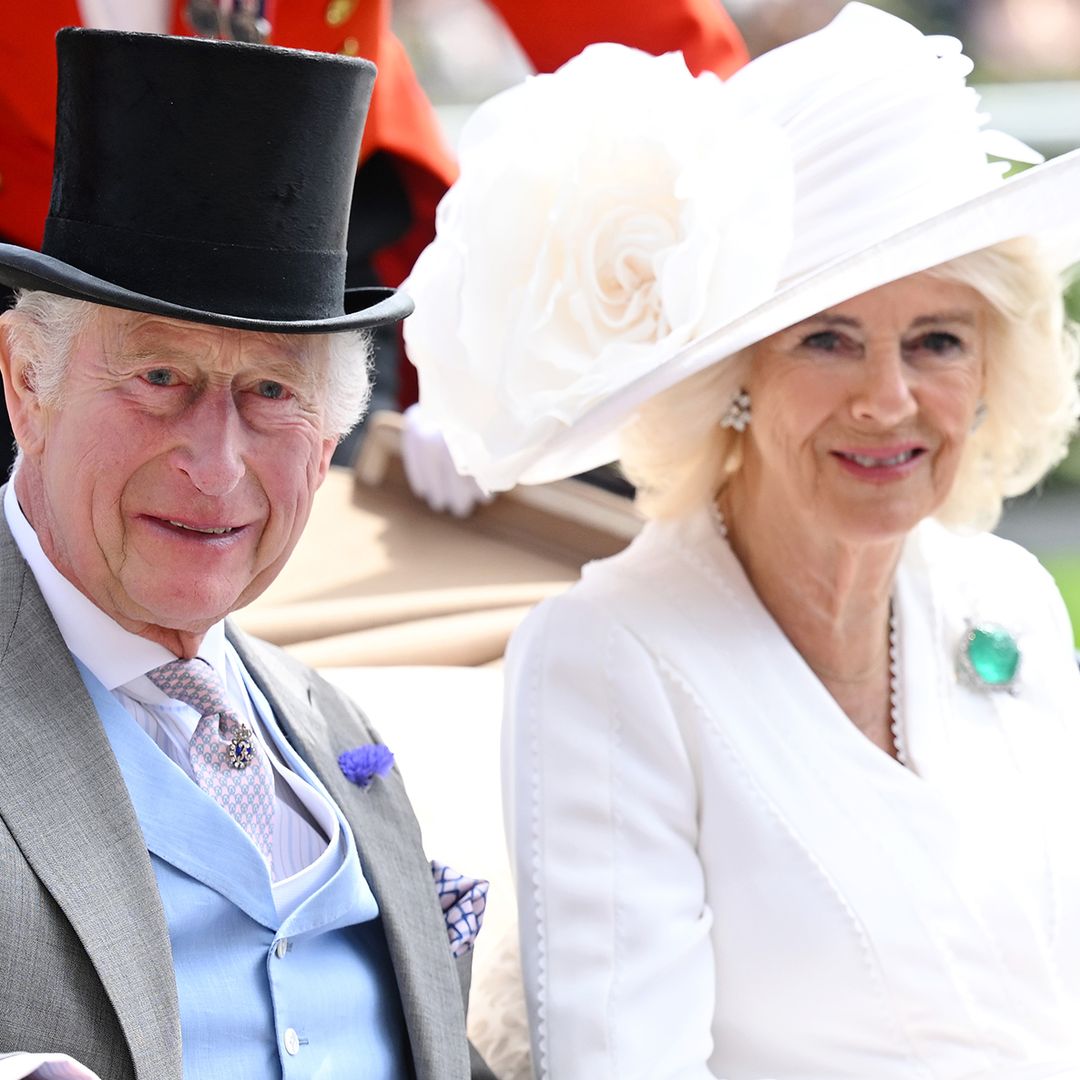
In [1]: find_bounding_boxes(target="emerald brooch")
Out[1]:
[956,622,1021,692]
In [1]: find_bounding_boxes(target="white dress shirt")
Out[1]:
[3,483,343,918]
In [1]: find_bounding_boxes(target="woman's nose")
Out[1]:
[849,345,918,427]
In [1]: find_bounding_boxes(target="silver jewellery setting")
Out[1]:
[956,621,1021,693]
[226,723,258,770]
[720,389,752,432]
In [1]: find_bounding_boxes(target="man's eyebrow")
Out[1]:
[121,343,188,363]
[121,332,309,369]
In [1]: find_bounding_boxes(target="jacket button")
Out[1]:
[284,1028,301,1055]
[325,0,357,26]
[339,37,359,55]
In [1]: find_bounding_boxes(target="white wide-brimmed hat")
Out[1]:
[404,2,1080,492]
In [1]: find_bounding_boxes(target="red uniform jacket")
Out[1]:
[0,0,746,268]
[0,0,747,401]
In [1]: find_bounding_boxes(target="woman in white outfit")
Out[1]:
[405,5,1080,1077]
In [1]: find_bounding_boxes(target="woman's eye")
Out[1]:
[802,330,842,351]
[144,368,176,387]
[913,331,964,355]
[256,380,287,400]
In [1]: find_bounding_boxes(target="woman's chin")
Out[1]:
[805,498,935,548]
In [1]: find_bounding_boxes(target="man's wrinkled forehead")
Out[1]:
[107,310,320,362]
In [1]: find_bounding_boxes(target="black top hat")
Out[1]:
[0,29,411,332]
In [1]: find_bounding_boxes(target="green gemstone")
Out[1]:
[965,624,1020,686]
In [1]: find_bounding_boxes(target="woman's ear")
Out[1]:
[0,313,48,458]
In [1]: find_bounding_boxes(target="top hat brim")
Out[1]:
[0,244,413,333]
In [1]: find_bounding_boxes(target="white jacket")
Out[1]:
[504,507,1080,1080]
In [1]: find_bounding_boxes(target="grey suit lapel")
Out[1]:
[231,629,472,1080]
[0,508,181,1080]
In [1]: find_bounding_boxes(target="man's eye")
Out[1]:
[144,369,176,386]
[257,380,287,400]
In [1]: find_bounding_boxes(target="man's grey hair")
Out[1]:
[3,290,374,439]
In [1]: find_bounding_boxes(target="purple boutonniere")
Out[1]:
[338,743,395,788]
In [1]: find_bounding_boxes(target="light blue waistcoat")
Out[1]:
[78,664,413,1079]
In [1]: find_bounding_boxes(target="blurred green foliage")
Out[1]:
[1049,278,1080,485]
[1041,553,1080,644]
[1023,281,1080,637]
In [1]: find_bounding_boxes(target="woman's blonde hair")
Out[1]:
[619,238,1080,532]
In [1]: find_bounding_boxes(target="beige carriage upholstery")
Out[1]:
[235,410,641,666]
[233,413,642,1076]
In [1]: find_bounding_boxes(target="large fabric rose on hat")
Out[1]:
[404,44,794,491]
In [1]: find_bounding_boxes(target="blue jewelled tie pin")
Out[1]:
[956,622,1021,692]
[227,724,257,770]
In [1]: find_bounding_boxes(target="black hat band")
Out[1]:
[43,216,347,321]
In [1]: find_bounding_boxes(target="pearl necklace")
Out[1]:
[709,500,907,766]
[888,610,907,766]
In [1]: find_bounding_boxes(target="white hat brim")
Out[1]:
[515,145,1080,487]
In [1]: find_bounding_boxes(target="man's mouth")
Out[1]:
[835,448,924,468]
[162,519,238,535]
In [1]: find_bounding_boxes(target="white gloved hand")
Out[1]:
[401,403,493,518]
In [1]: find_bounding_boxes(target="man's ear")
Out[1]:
[0,312,47,457]
[315,435,336,489]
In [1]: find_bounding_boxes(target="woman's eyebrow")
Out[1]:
[791,313,862,330]
[909,310,978,328]
[789,310,978,333]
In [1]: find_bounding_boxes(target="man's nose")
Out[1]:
[849,345,918,428]
[173,389,246,496]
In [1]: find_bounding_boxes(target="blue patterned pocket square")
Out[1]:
[431,860,489,958]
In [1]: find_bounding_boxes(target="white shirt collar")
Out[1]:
[3,480,227,691]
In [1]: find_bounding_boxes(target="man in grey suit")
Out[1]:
[0,26,493,1080]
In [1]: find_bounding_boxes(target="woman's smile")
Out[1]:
[830,443,928,482]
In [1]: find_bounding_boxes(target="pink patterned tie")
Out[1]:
[146,658,274,866]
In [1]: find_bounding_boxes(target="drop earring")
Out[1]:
[720,389,752,432]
